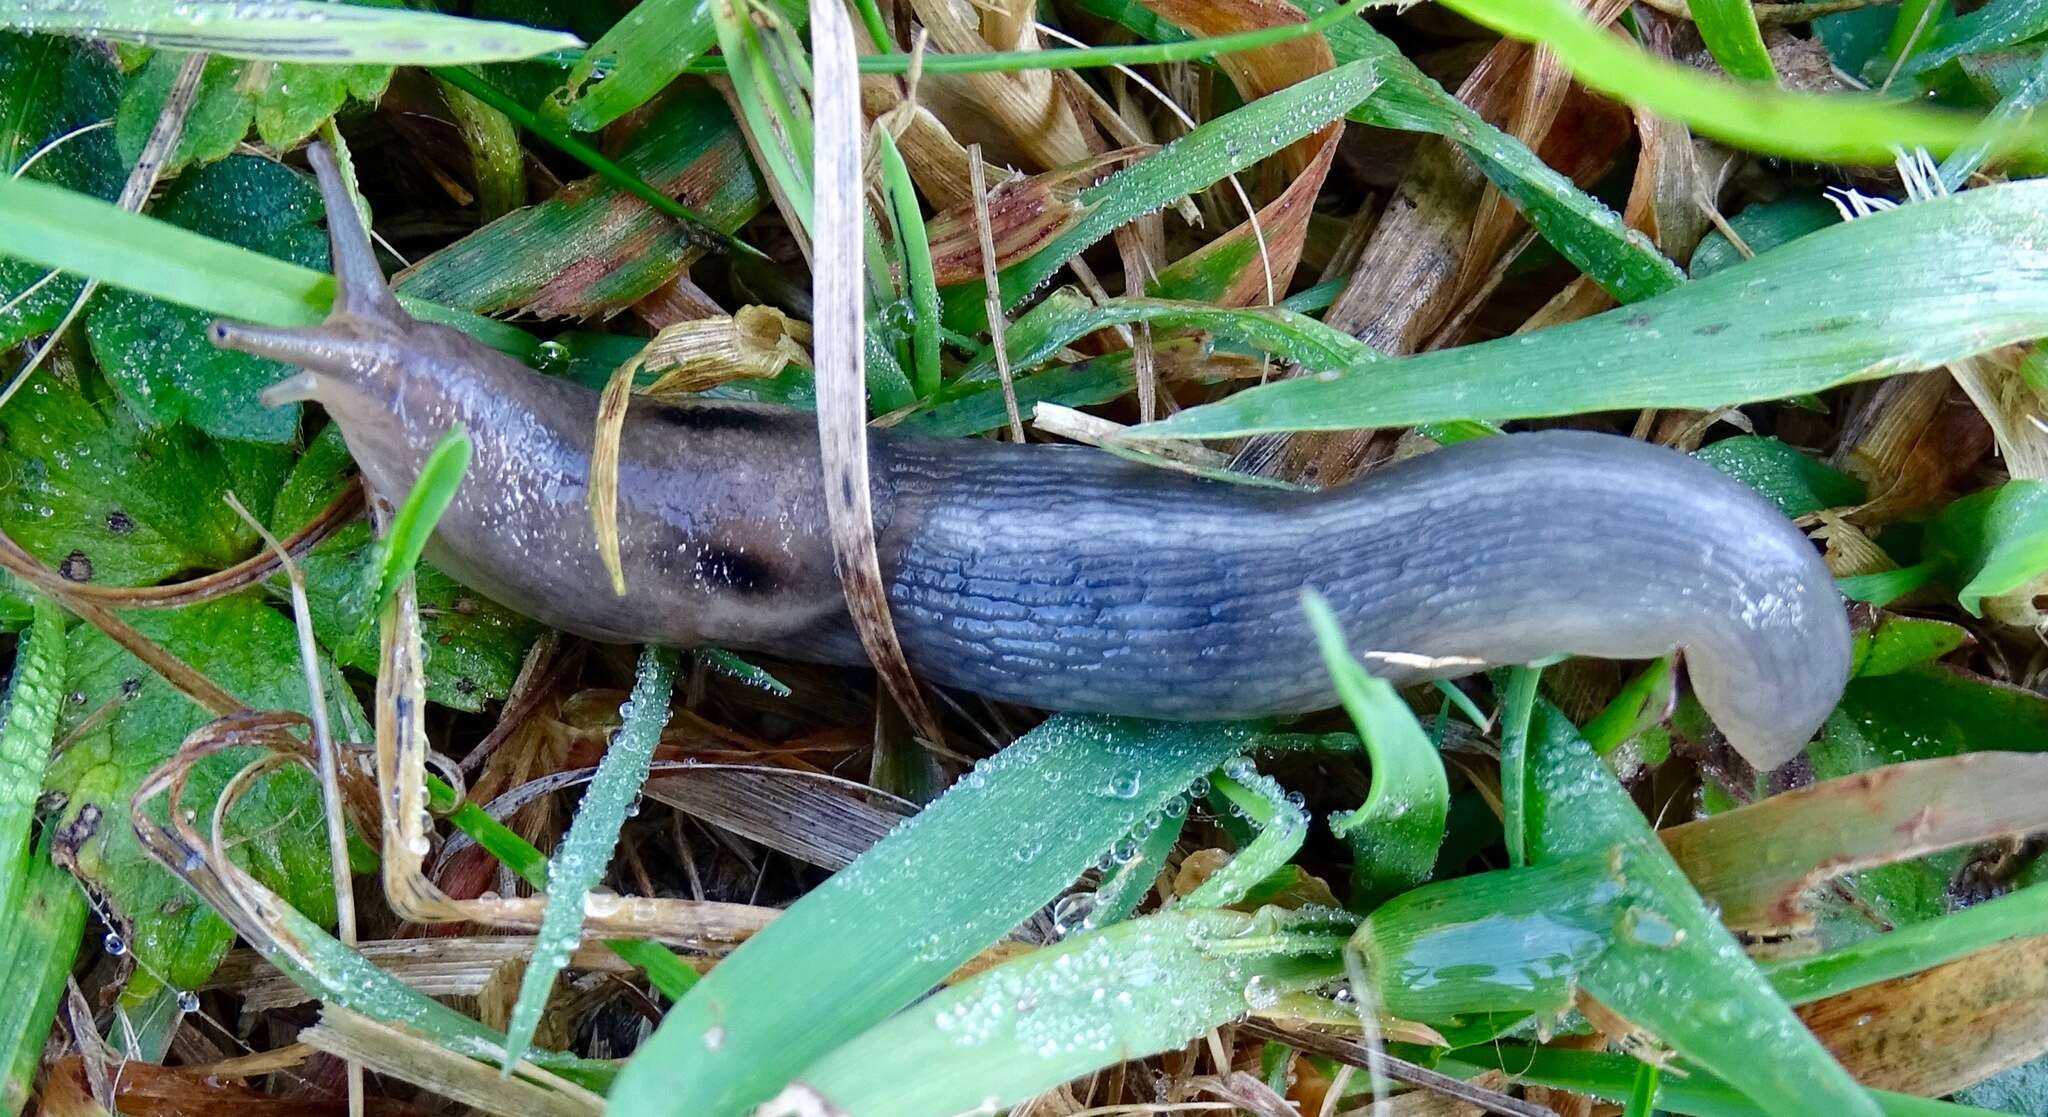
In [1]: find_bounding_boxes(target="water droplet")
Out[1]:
[177,989,200,1013]
[103,932,126,956]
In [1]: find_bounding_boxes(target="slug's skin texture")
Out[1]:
[214,146,1852,770]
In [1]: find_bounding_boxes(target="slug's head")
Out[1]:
[207,142,422,428]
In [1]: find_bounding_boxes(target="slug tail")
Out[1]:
[305,141,408,325]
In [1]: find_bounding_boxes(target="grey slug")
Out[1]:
[212,145,1851,770]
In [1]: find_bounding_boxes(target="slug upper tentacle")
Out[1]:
[212,144,1853,770]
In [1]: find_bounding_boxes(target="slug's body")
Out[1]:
[215,146,1852,769]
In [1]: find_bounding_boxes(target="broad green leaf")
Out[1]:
[1849,614,1968,679]
[607,715,1263,1116]
[1443,0,2041,162]
[0,33,122,350]
[269,426,537,712]
[1304,593,1448,910]
[42,595,366,991]
[114,53,253,170]
[1926,479,2048,615]
[2,1,584,64]
[86,154,325,442]
[504,647,676,1065]
[250,62,393,151]
[0,371,289,587]
[793,908,1349,1117]
[939,56,1387,331]
[1133,182,2048,439]
[1818,665,2048,776]
[1695,436,1865,519]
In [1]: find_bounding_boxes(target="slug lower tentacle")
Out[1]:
[213,144,1851,770]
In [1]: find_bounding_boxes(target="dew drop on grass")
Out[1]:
[103,932,126,956]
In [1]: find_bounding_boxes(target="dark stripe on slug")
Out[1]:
[696,545,777,595]
[651,403,776,432]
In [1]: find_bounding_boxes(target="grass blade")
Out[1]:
[545,0,719,133]
[1304,593,1449,910]
[960,290,1372,383]
[501,646,678,1067]
[939,56,1386,329]
[1183,766,1310,909]
[1442,0,2043,161]
[1764,883,2048,1005]
[877,130,942,400]
[787,908,1349,1117]
[0,1,581,64]
[370,428,470,620]
[0,839,85,1114]
[0,597,63,917]
[605,716,1263,1116]
[1687,0,1778,83]
[1132,181,2048,439]
[0,172,537,356]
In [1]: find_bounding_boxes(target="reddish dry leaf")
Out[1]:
[1800,936,2048,1097]
[926,158,1109,287]
[40,1057,426,1117]
[1660,752,2048,932]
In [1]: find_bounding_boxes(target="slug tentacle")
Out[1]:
[208,142,1854,771]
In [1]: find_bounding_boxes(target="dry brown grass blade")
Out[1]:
[1660,752,2048,933]
[861,69,989,211]
[907,0,1090,171]
[212,937,652,1011]
[1800,935,2048,1097]
[925,155,1114,287]
[1234,1022,1557,1117]
[1233,137,1483,483]
[640,305,812,391]
[589,353,639,597]
[371,576,775,946]
[41,1055,413,1117]
[969,147,1028,443]
[811,0,946,746]
[300,1006,603,1117]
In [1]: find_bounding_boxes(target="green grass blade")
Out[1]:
[877,130,941,400]
[502,646,678,1066]
[1942,48,2048,189]
[606,715,1263,1116]
[1442,0,2044,161]
[1082,0,1686,302]
[1132,181,2048,439]
[1520,703,1880,1117]
[370,428,470,619]
[1304,593,1449,910]
[1686,0,1778,83]
[0,1,581,64]
[1184,767,1310,909]
[1450,1045,2010,1117]
[0,598,63,918]
[0,172,537,356]
[546,0,717,133]
[1765,883,2048,1004]
[790,908,1349,1117]
[1899,0,2048,82]
[940,57,1386,330]
[1927,480,2048,615]
[960,291,1373,384]
[710,0,814,240]
[0,840,84,1113]
[1497,666,1541,869]
[432,66,753,259]
[1086,805,1188,930]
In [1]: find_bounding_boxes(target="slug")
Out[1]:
[212,145,1851,770]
